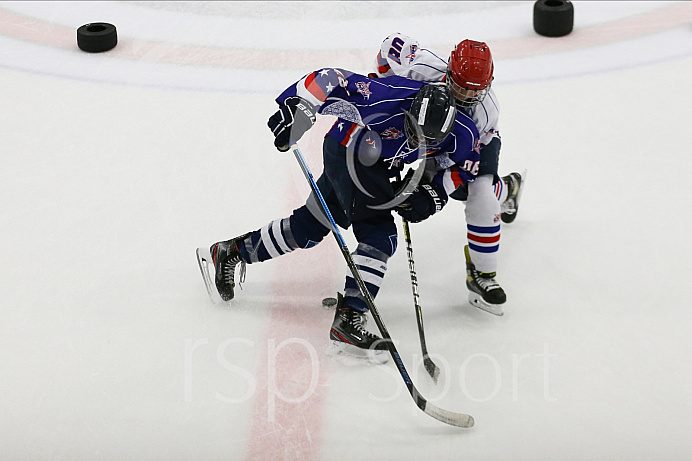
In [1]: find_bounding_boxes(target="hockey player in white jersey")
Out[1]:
[374,33,525,315]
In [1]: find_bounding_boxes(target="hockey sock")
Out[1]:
[343,217,397,313]
[465,175,501,273]
[239,205,330,263]
[494,176,508,203]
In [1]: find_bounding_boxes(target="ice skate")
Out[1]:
[464,245,506,316]
[196,246,220,303]
[501,171,526,224]
[196,233,249,303]
[328,294,389,364]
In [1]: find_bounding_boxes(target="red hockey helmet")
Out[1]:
[447,39,494,108]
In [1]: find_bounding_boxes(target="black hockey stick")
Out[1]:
[401,216,441,383]
[292,145,473,428]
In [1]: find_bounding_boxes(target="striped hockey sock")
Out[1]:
[466,223,500,273]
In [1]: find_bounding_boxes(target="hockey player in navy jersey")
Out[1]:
[199,68,480,359]
[374,33,525,315]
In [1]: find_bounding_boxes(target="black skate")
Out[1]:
[329,294,389,364]
[464,245,506,316]
[501,171,526,224]
[196,233,249,303]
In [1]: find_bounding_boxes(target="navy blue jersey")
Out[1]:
[276,68,481,192]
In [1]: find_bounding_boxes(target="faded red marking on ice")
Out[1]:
[490,2,692,59]
[244,121,340,460]
[1,4,690,68]
[243,287,332,461]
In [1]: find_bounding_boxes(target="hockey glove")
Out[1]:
[267,96,317,152]
[395,181,448,223]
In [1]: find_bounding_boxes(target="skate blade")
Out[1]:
[326,340,389,365]
[468,292,505,316]
[196,247,223,304]
[513,169,528,213]
[517,169,528,203]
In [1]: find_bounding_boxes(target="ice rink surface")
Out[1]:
[1,1,692,459]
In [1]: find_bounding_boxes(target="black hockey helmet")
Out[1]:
[404,83,457,149]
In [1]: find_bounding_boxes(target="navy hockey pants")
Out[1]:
[238,135,398,312]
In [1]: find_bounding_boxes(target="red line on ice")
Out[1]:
[243,127,339,461]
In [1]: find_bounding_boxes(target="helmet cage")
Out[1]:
[446,69,492,109]
[404,111,443,149]
[447,39,494,109]
[404,85,457,149]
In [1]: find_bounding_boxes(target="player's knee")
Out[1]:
[289,205,331,248]
[353,216,398,257]
[466,175,501,225]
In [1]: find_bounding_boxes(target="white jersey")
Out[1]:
[376,33,505,275]
[375,33,500,148]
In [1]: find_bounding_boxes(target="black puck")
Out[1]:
[77,23,118,53]
[533,0,574,38]
[322,297,338,308]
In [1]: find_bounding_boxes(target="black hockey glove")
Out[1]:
[267,96,317,152]
[395,181,448,223]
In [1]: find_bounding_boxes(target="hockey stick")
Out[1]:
[396,171,441,383]
[401,216,441,383]
[292,145,474,428]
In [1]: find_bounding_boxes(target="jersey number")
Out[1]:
[463,160,480,176]
[387,37,405,65]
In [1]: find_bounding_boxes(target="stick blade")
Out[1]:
[424,357,441,384]
[411,387,474,427]
[422,401,475,428]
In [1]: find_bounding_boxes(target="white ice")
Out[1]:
[1,2,691,460]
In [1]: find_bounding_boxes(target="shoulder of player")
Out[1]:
[368,74,425,91]
[453,110,480,134]
[482,88,500,111]
[416,47,448,65]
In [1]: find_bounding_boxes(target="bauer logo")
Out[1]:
[297,102,316,122]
